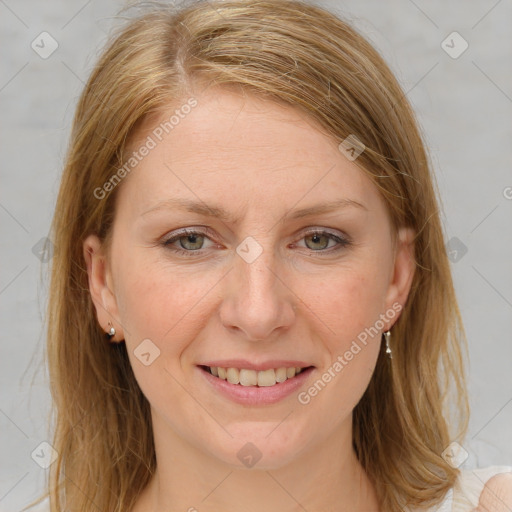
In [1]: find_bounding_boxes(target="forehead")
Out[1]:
[117,88,383,221]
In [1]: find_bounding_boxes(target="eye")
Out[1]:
[161,227,351,257]
[295,229,351,253]
[161,228,215,256]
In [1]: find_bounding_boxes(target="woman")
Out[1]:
[28,0,512,510]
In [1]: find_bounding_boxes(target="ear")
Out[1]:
[83,234,124,342]
[383,227,416,329]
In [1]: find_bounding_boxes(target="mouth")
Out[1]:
[199,365,315,387]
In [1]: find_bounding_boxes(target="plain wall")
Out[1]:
[1,0,511,509]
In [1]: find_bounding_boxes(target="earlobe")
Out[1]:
[384,227,416,328]
[83,234,124,342]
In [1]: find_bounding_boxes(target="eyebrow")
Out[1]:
[141,197,367,223]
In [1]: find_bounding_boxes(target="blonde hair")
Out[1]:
[29,0,469,510]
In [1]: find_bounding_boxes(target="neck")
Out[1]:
[134,410,380,512]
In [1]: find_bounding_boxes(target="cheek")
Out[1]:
[112,254,227,402]
[113,252,223,350]
[299,262,390,343]
[296,273,384,421]
[294,261,388,406]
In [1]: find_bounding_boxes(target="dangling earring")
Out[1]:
[106,321,116,340]
[383,330,392,359]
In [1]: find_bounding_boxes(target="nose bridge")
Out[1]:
[235,234,282,305]
[220,234,295,340]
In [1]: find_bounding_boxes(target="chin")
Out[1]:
[209,423,310,470]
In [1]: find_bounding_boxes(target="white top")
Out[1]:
[25,466,512,511]
[413,465,512,511]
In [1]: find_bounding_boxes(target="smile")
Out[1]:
[200,365,311,387]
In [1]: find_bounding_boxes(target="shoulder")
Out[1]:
[453,466,512,511]
[475,471,512,512]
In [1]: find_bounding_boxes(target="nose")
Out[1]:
[219,241,296,341]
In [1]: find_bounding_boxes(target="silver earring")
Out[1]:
[383,330,392,359]
[106,321,116,339]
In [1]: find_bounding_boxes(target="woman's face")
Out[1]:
[85,88,415,469]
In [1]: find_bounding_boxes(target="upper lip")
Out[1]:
[199,360,314,371]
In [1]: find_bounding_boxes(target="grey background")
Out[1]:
[1,0,511,510]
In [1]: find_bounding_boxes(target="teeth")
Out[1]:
[207,366,307,386]
[257,369,276,387]
[239,369,258,386]
[226,367,239,384]
[275,367,287,383]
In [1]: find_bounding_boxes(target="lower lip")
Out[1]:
[198,366,315,405]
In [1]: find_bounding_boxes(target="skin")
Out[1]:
[84,88,416,512]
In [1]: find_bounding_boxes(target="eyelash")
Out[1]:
[161,227,351,257]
